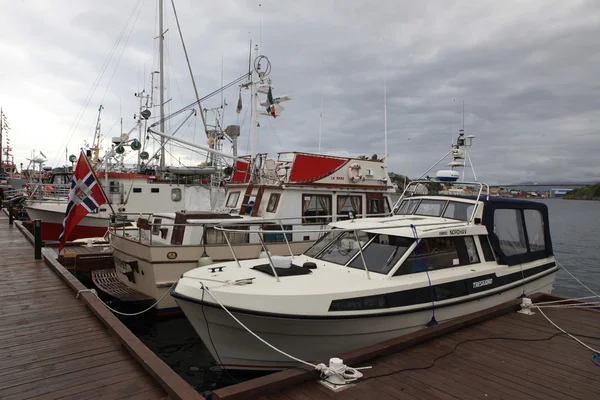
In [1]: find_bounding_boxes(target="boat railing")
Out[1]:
[213,218,468,282]
[392,180,490,224]
[108,211,394,246]
[26,182,71,201]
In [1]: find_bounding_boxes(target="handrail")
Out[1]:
[392,180,489,224]
[213,220,468,235]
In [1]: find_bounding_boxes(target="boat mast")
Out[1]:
[158,0,166,170]
[250,45,259,162]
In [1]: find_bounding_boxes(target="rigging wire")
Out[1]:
[54,0,145,166]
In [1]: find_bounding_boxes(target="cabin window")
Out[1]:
[171,188,182,202]
[337,195,362,219]
[133,188,142,193]
[226,192,240,208]
[395,199,420,215]
[347,234,413,274]
[524,210,545,252]
[368,199,380,214]
[443,201,475,221]
[394,236,479,276]
[316,230,370,265]
[302,194,332,224]
[414,199,447,217]
[304,231,343,257]
[205,225,249,244]
[152,218,162,236]
[479,235,496,262]
[151,188,160,193]
[494,209,528,256]
[266,193,281,212]
[263,224,292,242]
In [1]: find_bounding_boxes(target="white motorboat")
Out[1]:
[171,131,558,370]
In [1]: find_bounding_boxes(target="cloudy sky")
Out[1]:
[0,0,599,184]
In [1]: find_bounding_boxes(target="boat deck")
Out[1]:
[213,295,600,400]
[0,210,203,400]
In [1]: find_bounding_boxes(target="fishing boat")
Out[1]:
[171,130,558,370]
[99,49,395,314]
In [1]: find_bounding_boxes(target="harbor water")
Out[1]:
[123,198,600,394]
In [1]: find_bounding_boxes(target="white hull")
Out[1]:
[175,272,556,370]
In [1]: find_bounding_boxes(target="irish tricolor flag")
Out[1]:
[266,86,276,118]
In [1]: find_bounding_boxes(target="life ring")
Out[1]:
[347,163,363,183]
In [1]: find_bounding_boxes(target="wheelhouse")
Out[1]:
[303,196,554,278]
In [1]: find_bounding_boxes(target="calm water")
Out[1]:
[122,198,600,395]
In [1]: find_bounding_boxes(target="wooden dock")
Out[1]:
[212,294,600,400]
[0,211,204,400]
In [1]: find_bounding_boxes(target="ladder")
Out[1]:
[239,184,266,216]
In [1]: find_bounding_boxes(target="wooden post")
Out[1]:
[8,204,14,225]
[34,219,42,260]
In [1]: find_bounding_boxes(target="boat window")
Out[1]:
[171,188,182,202]
[479,235,496,262]
[205,225,249,244]
[133,188,142,193]
[347,234,413,274]
[395,199,420,215]
[263,224,292,242]
[414,199,447,217]
[443,201,475,221]
[151,188,159,193]
[316,230,370,265]
[226,192,240,208]
[302,194,332,224]
[524,210,545,252]
[337,195,362,219]
[368,198,380,214]
[304,231,343,257]
[393,236,479,276]
[151,218,162,236]
[266,193,281,212]
[494,209,528,256]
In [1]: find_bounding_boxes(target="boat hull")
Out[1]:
[174,271,556,370]
[25,203,109,241]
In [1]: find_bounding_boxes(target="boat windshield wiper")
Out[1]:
[386,245,401,266]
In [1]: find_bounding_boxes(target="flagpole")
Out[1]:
[81,150,115,215]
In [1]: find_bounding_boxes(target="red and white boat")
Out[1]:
[24,170,222,241]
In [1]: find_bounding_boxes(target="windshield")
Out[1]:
[304,230,342,257]
[313,230,415,275]
[316,231,371,265]
[348,234,414,274]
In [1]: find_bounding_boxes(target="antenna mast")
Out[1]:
[159,0,166,169]
[318,95,323,153]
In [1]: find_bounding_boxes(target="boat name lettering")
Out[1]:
[472,278,493,288]
[439,231,448,236]
[330,176,345,181]
[449,229,467,235]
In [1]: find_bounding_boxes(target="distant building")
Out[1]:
[550,188,574,198]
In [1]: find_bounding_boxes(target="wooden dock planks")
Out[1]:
[212,295,600,400]
[0,211,203,400]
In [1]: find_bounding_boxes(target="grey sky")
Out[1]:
[1,0,599,184]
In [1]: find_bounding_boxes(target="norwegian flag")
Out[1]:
[58,151,108,253]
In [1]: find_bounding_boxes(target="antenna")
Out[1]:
[259,4,262,51]
[318,94,323,153]
[462,100,465,131]
[383,59,388,168]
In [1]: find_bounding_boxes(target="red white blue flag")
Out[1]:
[58,151,108,253]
